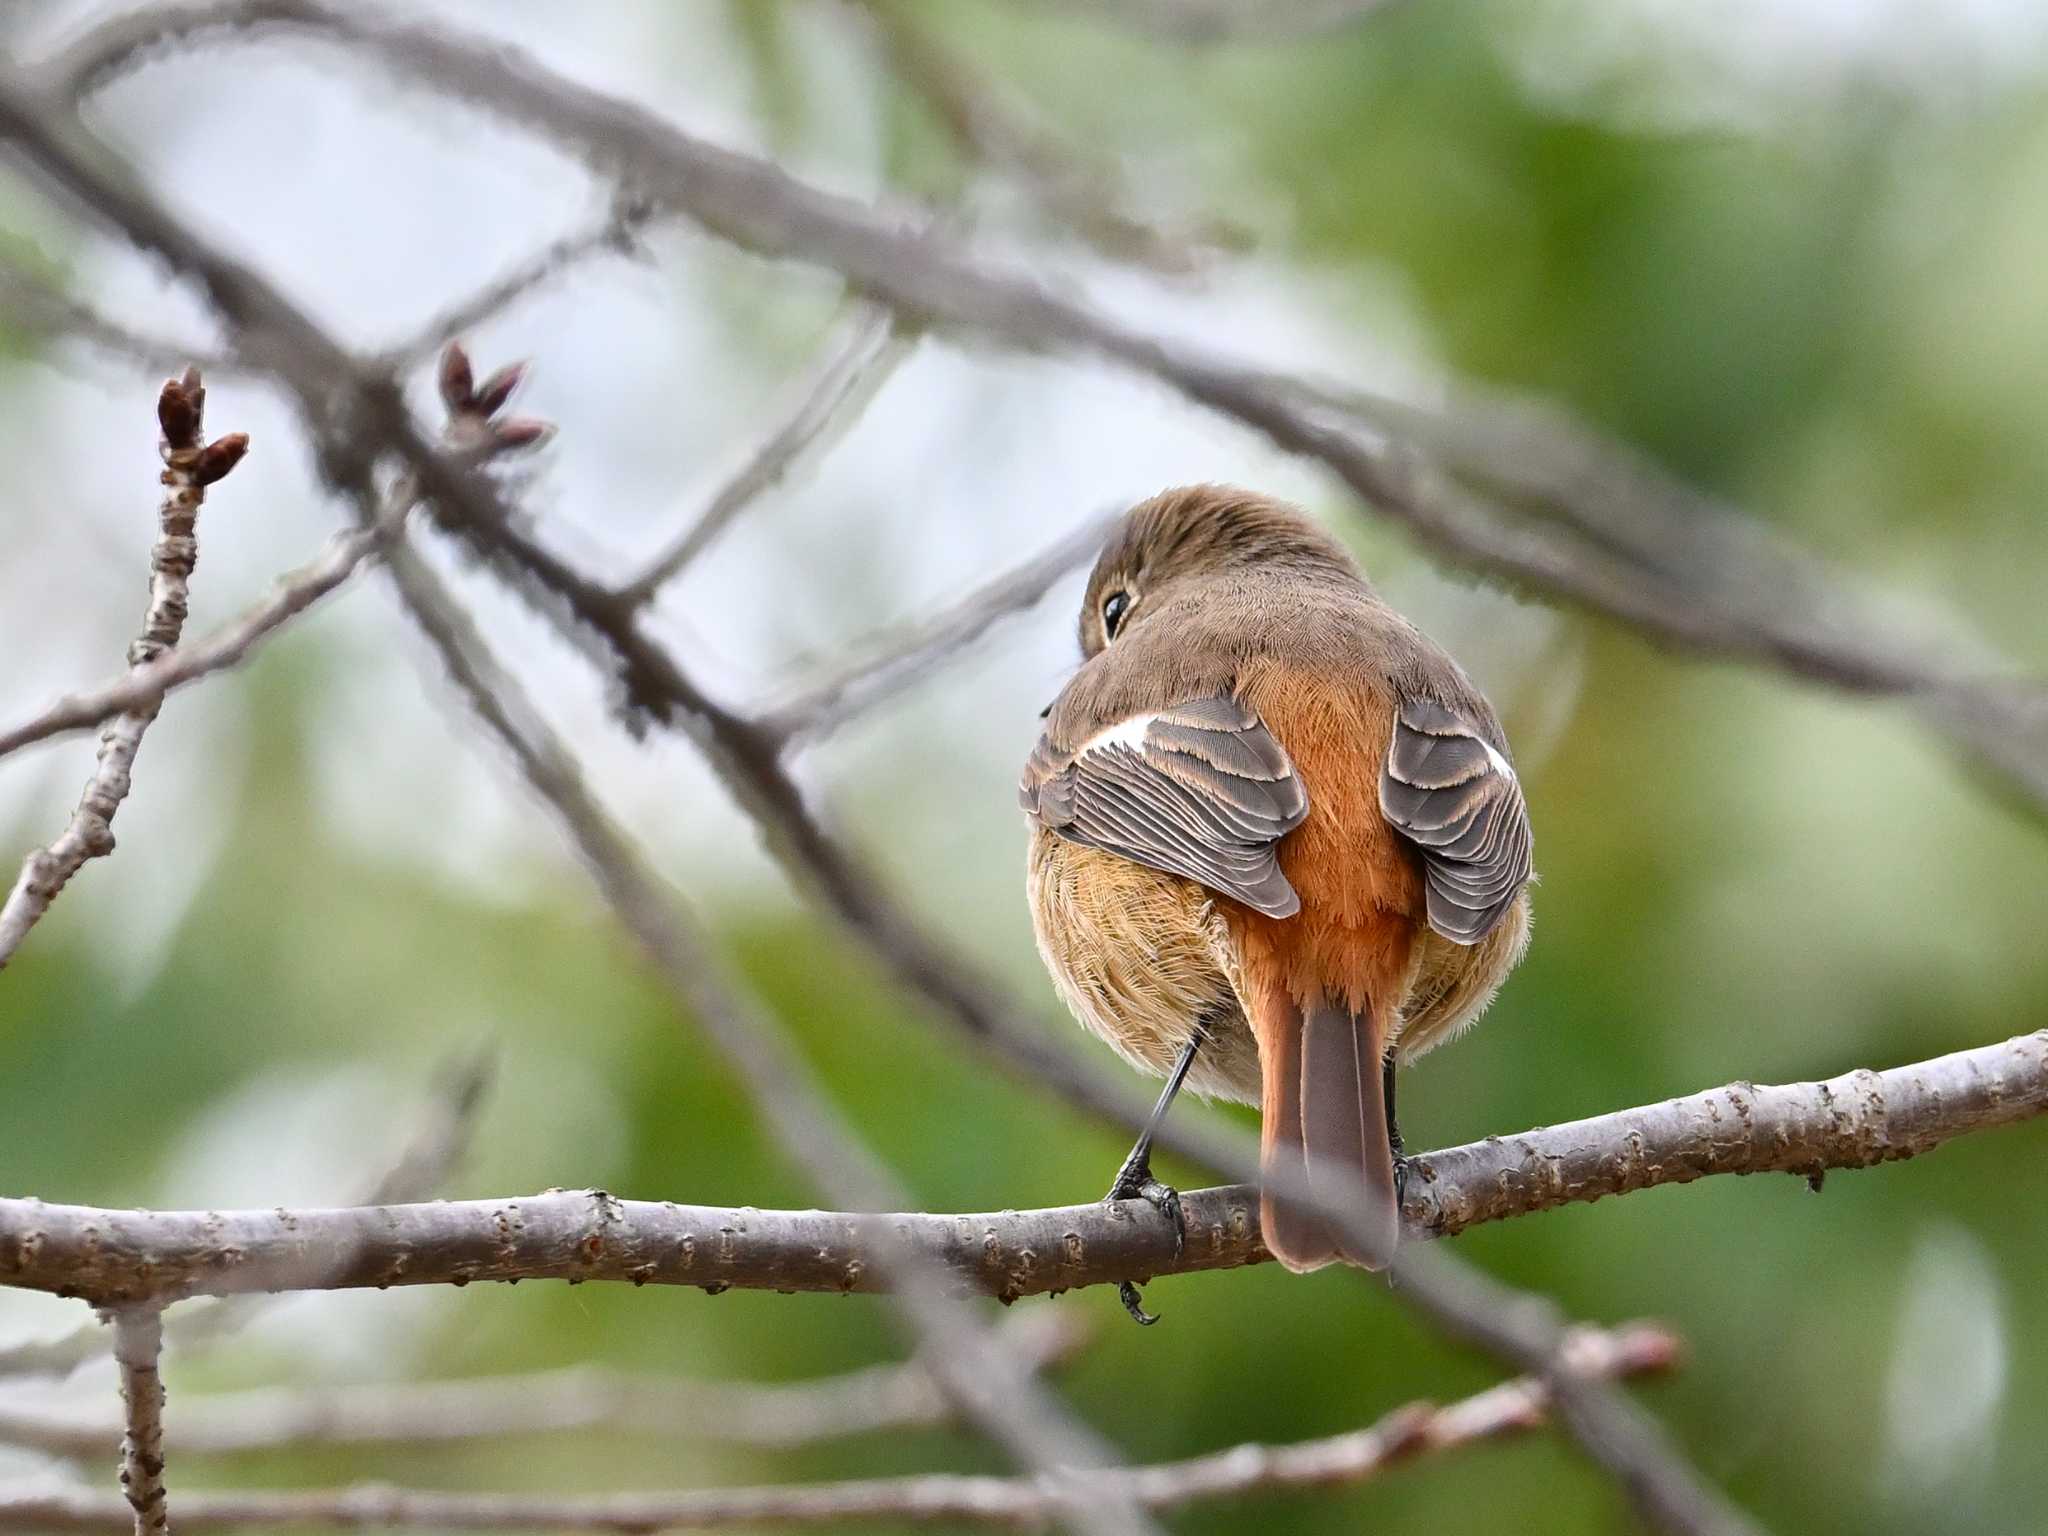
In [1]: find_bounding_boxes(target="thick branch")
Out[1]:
[2,1031,2037,1307]
[0,1323,1675,1531]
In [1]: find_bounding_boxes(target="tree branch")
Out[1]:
[0,265,239,377]
[373,195,654,369]
[0,368,246,970]
[106,1308,168,1536]
[0,1322,1676,1531]
[1391,1248,1755,1536]
[1,1030,2037,1307]
[611,304,905,607]
[850,1,1244,272]
[0,507,402,765]
[756,507,1116,749]
[0,1311,1085,1460]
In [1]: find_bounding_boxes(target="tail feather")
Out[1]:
[1255,991,1399,1273]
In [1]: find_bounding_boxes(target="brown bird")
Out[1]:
[1021,485,1532,1318]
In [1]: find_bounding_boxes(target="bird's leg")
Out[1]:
[1384,1050,1411,1208]
[1104,1030,1202,1326]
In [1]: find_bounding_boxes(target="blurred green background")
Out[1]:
[4,2,2048,1533]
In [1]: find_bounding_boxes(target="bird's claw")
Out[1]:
[1103,1154,1186,1325]
[1116,1280,1160,1326]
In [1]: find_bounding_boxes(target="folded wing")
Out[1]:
[1021,694,1310,918]
[1378,694,1533,944]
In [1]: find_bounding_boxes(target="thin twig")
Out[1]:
[0,368,246,971]
[0,509,403,765]
[374,196,654,368]
[0,1323,1677,1531]
[0,1310,1086,1460]
[1034,0,1410,43]
[2,1029,2040,1307]
[756,507,1116,749]
[612,304,904,606]
[106,1308,168,1536]
[0,265,238,376]
[851,2,1244,272]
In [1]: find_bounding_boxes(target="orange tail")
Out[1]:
[1255,991,1399,1273]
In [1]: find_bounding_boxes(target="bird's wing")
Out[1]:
[1378,694,1532,944]
[1020,693,1310,918]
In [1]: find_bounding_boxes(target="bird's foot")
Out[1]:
[1103,1156,1186,1256]
[1103,1152,1185,1327]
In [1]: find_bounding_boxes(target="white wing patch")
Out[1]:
[1479,737,1516,781]
[1077,713,1158,758]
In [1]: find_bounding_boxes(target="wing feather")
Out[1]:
[1021,693,1309,918]
[1379,695,1532,944]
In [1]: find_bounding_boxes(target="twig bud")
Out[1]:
[193,433,250,485]
[473,363,527,418]
[157,375,202,450]
[438,342,475,413]
[490,417,553,451]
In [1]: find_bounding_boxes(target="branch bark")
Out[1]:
[2,1030,2037,1307]
[107,1308,168,1536]
[0,1323,1676,1531]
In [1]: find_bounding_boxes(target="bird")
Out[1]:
[1020,485,1532,1319]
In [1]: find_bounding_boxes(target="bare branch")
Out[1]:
[850,2,1244,272]
[0,265,238,376]
[0,1310,1085,1460]
[0,510,402,765]
[1,1029,2038,1307]
[757,507,1116,749]
[0,367,246,971]
[612,304,905,606]
[1030,0,1409,44]
[106,1308,168,1536]
[375,196,654,368]
[0,1322,1676,1532]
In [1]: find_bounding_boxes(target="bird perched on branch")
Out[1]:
[1021,485,1532,1320]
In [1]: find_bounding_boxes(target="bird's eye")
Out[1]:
[1101,590,1133,640]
